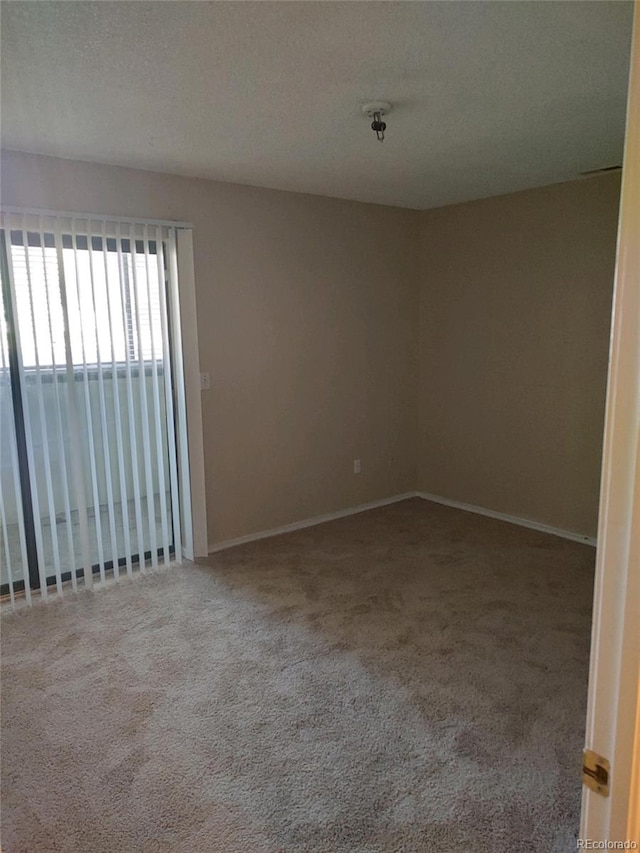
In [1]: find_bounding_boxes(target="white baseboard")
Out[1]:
[208,492,419,554]
[208,488,596,555]
[416,491,597,547]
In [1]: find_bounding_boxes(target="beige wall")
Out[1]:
[1,150,419,545]
[417,174,621,538]
[1,151,619,545]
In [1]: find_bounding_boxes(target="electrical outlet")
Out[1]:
[353,459,361,474]
[200,372,210,391]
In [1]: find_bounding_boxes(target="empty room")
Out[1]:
[1,2,638,852]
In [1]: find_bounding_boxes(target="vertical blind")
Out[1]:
[0,211,190,606]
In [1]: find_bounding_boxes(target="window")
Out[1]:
[8,232,164,369]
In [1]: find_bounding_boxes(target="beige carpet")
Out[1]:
[1,498,594,852]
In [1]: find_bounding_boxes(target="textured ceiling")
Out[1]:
[0,1,633,210]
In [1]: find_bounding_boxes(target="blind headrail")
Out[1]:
[0,206,193,230]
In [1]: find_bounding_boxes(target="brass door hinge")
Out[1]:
[583,749,610,797]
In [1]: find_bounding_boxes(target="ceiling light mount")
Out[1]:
[362,101,392,142]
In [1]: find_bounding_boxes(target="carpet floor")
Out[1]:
[1,498,595,852]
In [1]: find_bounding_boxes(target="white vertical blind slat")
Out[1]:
[54,222,93,591]
[128,225,157,570]
[0,329,17,606]
[0,480,15,607]
[19,223,57,600]
[101,222,132,578]
[87,223,119,578]
[167,230,192,561]
[4,416,31,605]
[70,219,105,583]
[24,227,65,597]
[116,223,145,571]
[158,230,182,562]
[145,227,170,567]
[37,218,78,593]
[0,234,31,606]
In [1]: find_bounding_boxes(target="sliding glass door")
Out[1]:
[0,212,188,603]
